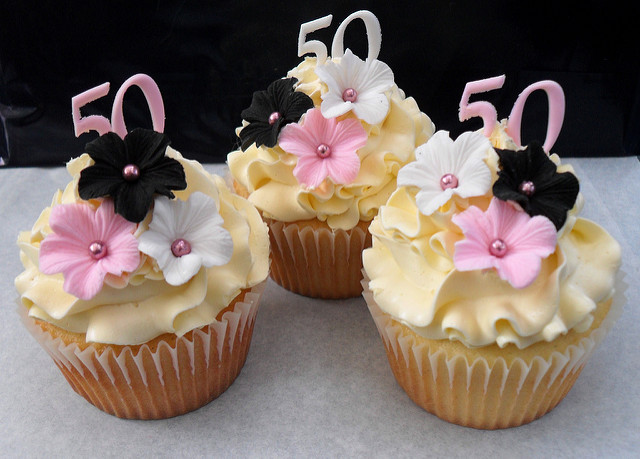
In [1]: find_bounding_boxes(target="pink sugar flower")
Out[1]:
[279,108,367,189]
[452,198,557,289]
[39,199,140,300]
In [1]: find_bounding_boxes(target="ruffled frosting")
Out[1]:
[227,57,435,230]
[16,149,270,345]
[363,127,621,349]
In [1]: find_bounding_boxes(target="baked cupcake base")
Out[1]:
[362,275,624,429]
[267,218,371,299]
[232,177,371,299]
[19,281,265,420]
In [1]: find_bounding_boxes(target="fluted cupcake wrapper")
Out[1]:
[19,281,266,420]
[267,218,371,299]
[362,273,625,429]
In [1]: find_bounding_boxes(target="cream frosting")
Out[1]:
[363,127,621,349]
[16,149,270,345]
[227,57,435,230]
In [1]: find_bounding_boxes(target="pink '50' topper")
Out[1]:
[72,74,165,139]
[458,75,565,153]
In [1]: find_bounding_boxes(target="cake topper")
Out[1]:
[241,10,395,191]
[458,75,565,152]
[298,10,382,64]
[300,10,393,125]
[72,73,165,139]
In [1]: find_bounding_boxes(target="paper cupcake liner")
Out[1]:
[362,272,626,429]
[19,281,266,420]
[267,218,371,299]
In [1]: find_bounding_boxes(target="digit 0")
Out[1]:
[506,80,565,152]
[110,74,165,139]
[330,10,382,61]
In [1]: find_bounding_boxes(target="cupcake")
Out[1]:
[15,75,270,419]
[362,112,622,428]
[227,10,435,298]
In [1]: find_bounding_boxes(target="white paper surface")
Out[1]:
[1,158,638,457]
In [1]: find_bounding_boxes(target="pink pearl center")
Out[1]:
[316,143,331,158]
[518,180,536,196]
[122,164,140,182]
[268,111,281,125]
[440,173,459,190]
[88,241,107,260]
[171,238,192,257]
[489,239,508,257]
[342,88,357,102]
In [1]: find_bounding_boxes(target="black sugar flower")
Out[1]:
[493,142,579,230]
[78,128,187,223]
[239,77,314,151]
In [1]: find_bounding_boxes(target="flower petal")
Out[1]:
[496,252,543,289]
[113,182,154,223]
[397,161,441,192]
[358,56,394,94]
[325,153,360,185]
[504,215,557,258]
[162,253,203,286]
[124,128,171,168]
[415,188,453,215]
[279,121,318,158]
[453,238,496,272]
[293,155,328,188]
[39,235,88,274]
[139,157,187,197]
[84,132,127,169]
[63,260,106,300]
[319,96,351,120]
[78,163,123,200]
[350,91,389,125]
[327,118,367,155]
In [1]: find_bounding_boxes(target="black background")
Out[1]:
[1,0,639,166]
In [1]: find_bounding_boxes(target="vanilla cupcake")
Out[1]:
[16,81,269,419]
[228,11,434,298]
[362,127,622,429]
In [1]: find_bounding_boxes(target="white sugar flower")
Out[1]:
[397,131,493,215]
[314,48,394,125]
[138,192,233,286]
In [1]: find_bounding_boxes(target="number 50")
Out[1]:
[459,74,565,152]
[72,73,165,139]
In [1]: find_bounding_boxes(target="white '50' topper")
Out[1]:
[298,10,382,64]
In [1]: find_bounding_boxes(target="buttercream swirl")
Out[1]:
[227,57,435,230]
[16,149,270,345]
[363,128,621,349]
